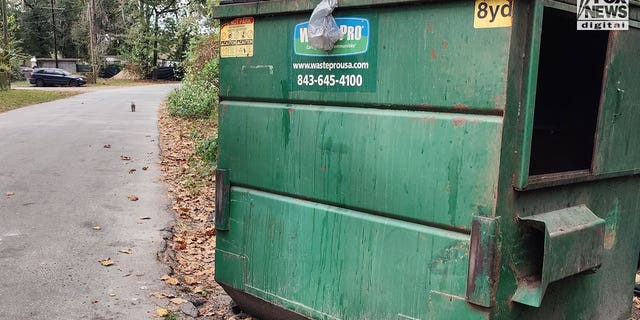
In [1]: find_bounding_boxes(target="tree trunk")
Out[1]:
[152,9,159,81]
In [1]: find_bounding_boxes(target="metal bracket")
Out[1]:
[215,169,231,231]
[512,205,605,307]
[466,216,501,308]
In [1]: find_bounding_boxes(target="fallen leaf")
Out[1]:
[103,144,111,148]
[108,293,116,297]
[118,248,133,254]
[161,274,179,285]
[175,241,187,250]
[150,292,173,299]
[5,192,14,196]
[120,155,132,160]
[192,287,203,294]
[142,166,149,171]
[129,168,136,174]
[128,195,139,201]
[92,226,102,231]
[91,300,99,304]
[99,258,114,266]
[156,308,170,317]
[184,276,197,285]
[139,216,151,220]
[170,297,188,305]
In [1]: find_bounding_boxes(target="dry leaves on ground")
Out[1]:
[5,192,14,196]
[156,308,170,317]
[158,104,243,318]
[161,274,180,285]
[120,155,132,160]
[150,292,175,299]
[118,248,133,254]
[99,258,114,266]
[128,195,139,201]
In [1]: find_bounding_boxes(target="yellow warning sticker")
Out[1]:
[220,17,254,58]
[474,0,513,29]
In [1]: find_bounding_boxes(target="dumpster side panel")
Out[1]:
[495,6,640,318]
[216,187,472,320]
[491,177,640,320]
[219,2,511,111]
[218,101,503,229]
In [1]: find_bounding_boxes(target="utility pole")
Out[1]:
[88,0,98,83]
[50,0,58,68]
[1,0,8,45]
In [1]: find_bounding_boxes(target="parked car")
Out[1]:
[28,68,87,87]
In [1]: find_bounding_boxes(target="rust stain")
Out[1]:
[420,116,435,122]
[453,104,469,110]
[431,49,437,60]
[221,105,227,118]
[442,40,448,49]
[453,118,466,127]
[288,107,295,115]
[494,95,504,109]
[427,24,434,33]
[321,166,327,171]
[604,230,616,250]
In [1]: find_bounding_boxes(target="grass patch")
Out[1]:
[0,89,81,113]
[11,79,175,88]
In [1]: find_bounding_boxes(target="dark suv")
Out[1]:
[29,68,87,87]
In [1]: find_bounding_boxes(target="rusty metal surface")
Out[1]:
[215,169,231,230]
[467,216,502,308]
[513,205,605,307]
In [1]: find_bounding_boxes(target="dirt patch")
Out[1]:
[112,68,141,80]
[157,105,252,319]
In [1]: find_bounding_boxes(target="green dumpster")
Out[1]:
[214,0,640,318]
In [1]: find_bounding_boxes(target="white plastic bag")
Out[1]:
[307,0,342,51]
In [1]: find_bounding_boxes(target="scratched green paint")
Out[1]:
[593,30,640,174]
[492,2,640,318]
[218,101,502,229]
[219,2,511,110]
[215,0,640,319]
[215,188,470,320]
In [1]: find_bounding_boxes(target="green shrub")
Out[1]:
[167,79,218,118]
[196,136,218,168]
[200,58,219,86]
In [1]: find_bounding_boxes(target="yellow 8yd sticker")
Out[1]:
[474,0,513,28]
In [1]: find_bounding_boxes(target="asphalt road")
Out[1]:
[0,84,178,319]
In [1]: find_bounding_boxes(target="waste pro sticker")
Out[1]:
[474,0,513,29]
[294,18,370,56]
[220,17,254,58]
[291,17,376,93]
